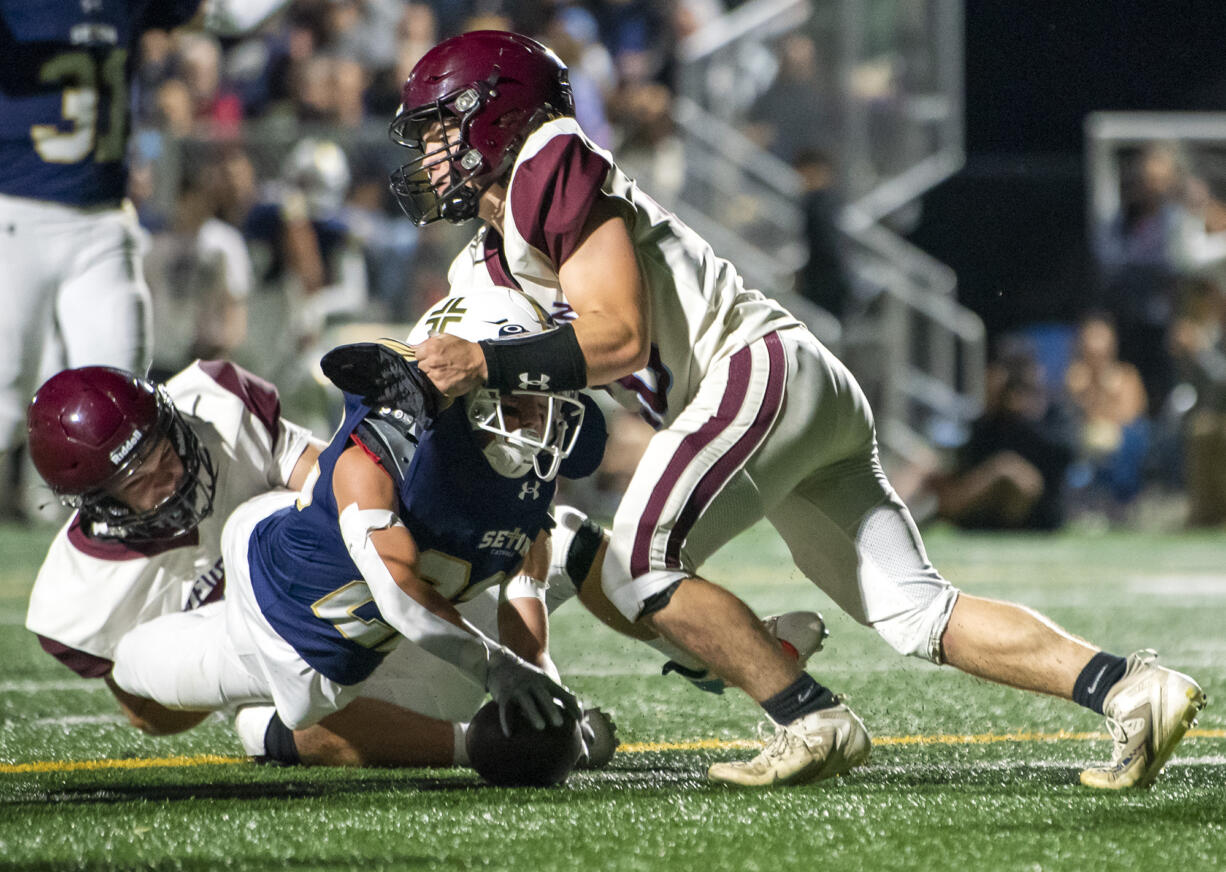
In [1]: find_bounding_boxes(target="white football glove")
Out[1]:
[485,647,582,736]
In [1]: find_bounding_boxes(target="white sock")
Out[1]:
[452,721,471,767]
[233,705,276,757]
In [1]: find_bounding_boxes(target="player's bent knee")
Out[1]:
[871,586,961,664]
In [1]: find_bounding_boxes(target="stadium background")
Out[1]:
[4,4,1226,869]
[27,0,1218,536]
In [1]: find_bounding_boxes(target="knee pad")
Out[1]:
[546,506,606,605]
[871,586,960,664]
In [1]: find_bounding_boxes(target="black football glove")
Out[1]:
[320,340,445,428]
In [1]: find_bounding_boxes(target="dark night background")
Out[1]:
[910,1,1226,338]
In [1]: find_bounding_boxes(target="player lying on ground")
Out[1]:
[23,359,613,768]
[109,289,614,769]
[367,30,1206,789]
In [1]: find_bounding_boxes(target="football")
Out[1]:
[466,700,584,787]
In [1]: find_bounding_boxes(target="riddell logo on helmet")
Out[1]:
[108,429,143,465]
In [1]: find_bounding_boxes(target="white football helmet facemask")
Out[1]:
[407,288,585,481]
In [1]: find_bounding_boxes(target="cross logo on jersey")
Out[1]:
[424,297,467,334]
[519,481,541,501]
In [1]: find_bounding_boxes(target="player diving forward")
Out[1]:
[111,289,607,758]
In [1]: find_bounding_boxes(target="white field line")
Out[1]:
[0,680,108,693]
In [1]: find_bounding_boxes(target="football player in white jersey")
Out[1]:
[24,361,536,768]
[374,30,1207,790]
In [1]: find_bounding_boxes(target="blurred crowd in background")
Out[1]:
[101,0,1226,534]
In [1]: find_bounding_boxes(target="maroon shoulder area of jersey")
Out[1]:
[509,133,612,269]
[37,634,112,679]
[196,360,281,441]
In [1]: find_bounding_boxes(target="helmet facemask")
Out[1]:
[389,82,546,225]
[390,86,490,224]
[465,387,585,482]
[72,387,218,543]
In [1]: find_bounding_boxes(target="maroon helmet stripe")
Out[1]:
[630,343,756,578]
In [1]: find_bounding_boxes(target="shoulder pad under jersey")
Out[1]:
[353,409,420,485]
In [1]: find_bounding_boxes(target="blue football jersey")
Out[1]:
[0,0,200,206]
[249,393,577,686]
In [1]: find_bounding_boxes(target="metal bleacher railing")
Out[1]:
[667,0,984,462]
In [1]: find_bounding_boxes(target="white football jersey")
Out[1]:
[25,360,316,676]
[447,117,801,428]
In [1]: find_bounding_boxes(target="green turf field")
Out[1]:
[1,520,1223,871]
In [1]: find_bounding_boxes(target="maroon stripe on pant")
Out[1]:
[630,333,785,577]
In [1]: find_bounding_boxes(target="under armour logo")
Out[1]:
[425,297,467,334]
[518,373,550,390]
[519,481,541,501]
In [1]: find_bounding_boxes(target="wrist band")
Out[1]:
[479,322,587,392]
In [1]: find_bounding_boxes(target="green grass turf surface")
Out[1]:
[1,520,1224,871]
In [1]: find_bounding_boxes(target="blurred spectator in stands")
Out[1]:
[369,3,439,116]
[613,83,684,207]
[1063,313,1150,518]
[1168,276,1226,526]
[175,32,244,136]
[212,145,261,229]
[343,161,423,323]
[793,149,852,321]
[144,163,253,381]
[929,339,1077,531]
[542,7,614,148]
[590,0,678,89]
[243,138,368,365]
[1095,142,1226,410]
[745,33,838,165]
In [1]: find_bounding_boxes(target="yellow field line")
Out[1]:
[2,728,1223,774]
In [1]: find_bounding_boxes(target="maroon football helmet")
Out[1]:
[389,30,574,224]
[26,367,216,542]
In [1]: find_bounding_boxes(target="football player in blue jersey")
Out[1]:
[0,0,293,520]
[112,287,609,765]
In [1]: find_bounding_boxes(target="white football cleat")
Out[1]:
[1080,649,1207,790]
[707,702,872,787]
[663,611,828,694]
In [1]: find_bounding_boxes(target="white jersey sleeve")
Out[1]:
[25,360,315,677]
[448,117,801,429]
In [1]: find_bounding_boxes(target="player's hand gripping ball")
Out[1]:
[466,699,584,787]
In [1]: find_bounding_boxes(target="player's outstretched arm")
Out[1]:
[332,447,580,734]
